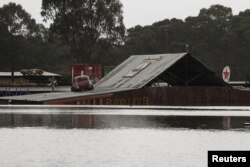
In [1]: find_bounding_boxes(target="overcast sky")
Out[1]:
[0,0,250,28]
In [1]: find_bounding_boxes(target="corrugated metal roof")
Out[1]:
[0,71,61,77]
[95,53,187,89]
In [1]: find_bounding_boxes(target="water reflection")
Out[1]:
[1,113,250,130]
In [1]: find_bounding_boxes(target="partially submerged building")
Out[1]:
[1,53,250,105]
[94,53,226,89]
[0,71,61,86]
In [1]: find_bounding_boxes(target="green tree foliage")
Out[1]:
[0,3,39,71]
[0,3,40,37]
[41,0,125,62]
[123,5,250,81]
[0,3,70,81]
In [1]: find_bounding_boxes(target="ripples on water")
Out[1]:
[1,106,250,167]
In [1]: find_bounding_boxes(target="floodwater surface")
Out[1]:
[1,106,250,167]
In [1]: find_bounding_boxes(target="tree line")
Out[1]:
[0,1,250,83]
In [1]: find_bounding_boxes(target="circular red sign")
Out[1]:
[222,66,231,82]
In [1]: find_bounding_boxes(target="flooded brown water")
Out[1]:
[1,106,250,167]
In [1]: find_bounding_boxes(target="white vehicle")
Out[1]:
[71,75,94,92]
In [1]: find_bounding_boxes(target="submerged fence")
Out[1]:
[0,88,30,97]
